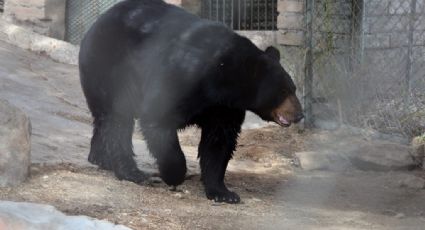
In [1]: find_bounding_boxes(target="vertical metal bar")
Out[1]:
[272,0,275,30]
[250,0,253,29]
[78,1,83,44]
[209,0,212,19]
[238,0,241,29]
[264,0,269,30]
[244,0,247,29]
[359,0,366,65]
[304,0,315,127]
[351,0,364,76]
[231,0,234,29]
[223,0,225,25]
[208,0,213,20]
[216,0,219,21]
[65,0,69,42]
[405,0,417,106]
[257,0,261,30]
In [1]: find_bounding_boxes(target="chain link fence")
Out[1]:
[304,0,425,137]
[65,0,122,44]
[63,0,423,136]
[200,0,278,30]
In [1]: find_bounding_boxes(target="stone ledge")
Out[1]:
[0,19,78,65]
[236,31,277,49]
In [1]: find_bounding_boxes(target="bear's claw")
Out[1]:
[207,189,241,204]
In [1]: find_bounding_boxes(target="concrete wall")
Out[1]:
[45,0,66,40]
[3,0,307,46]
[277,0,305,46]
[3,0,66,39]
[166,0,305,46]
[182,0,201,15]
[1,0,306,84]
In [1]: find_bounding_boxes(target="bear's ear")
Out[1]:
[265,46,280,61]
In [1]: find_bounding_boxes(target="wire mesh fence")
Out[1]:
[65,0,122,44]
[304,0,425,137]
[63,0,423,136]
[200,0,278,30]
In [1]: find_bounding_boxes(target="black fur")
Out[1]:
[79,0,299,203]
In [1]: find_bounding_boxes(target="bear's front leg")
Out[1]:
[198,108,245,204]
[141,127,187,186]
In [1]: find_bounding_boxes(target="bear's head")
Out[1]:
[251,46,304,127]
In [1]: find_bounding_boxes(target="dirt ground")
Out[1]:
[0,126,304,230]
[1,39,425,230]
[1,126,425,230]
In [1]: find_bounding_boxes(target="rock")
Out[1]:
[400,176,425,189]
[349,143,414,171]
[410,135,425,167]
[295,151,349,171]
[394,173,425,189]
[0,99,31,187]
[174,193,184,199]
[251,198,262,202]
[395,213,405,219]
[0,20,79,65]
[263,162,272,168]
[0,201,131,230]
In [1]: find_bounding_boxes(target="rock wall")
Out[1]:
[0,99,31,187]
[2,0,66,40]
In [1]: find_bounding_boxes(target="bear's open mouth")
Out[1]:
[275,115,291,127]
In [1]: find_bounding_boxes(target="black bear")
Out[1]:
[79,0,304,203]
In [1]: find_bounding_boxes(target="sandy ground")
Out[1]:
[1,40,425,230]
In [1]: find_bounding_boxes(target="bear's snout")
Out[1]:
[272,94,303,127]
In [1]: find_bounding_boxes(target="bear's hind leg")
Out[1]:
[141,126,187,186]
[88,117,113,170]
[198,108,245,204]
[89,115,147,184]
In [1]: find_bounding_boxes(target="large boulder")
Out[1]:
[0,201,131,230]
[410,135,425,168]
[295,151,349,171]
[349,142,415,171]
[295,141,415,172]
[0,99,31,187]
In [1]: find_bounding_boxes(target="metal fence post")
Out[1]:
[351,0,364,72]
[303,0,314,127]
[405,0,417,107]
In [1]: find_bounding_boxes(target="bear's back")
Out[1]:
[79,0,261,126]
[80,0,238,81]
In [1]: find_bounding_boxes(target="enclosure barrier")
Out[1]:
[304,0,425,137]
[65,0,122,45]
[64,0,424,136]
[200,0,278,30]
